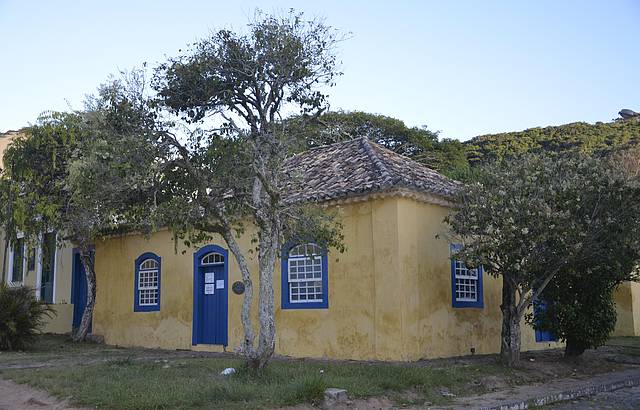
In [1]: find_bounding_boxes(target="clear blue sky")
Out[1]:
[1,0,638,140]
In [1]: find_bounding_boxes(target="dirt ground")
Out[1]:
[0,378,85,410]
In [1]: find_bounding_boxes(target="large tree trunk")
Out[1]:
[248,223,279,370]
[564,338,587,357]
[221,229,256,357]
[73,247,95,342]
[500,279,522,366]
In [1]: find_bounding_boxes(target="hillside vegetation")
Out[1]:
[466,119,640,165]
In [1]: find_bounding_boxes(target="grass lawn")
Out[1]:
[0,335,148,366]
[1,357,506,409]
[0,336,510,409]
[1,335,637,409]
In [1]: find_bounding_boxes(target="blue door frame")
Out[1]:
[71,248,93,332]
[533,299,556,342]
[192,245,228,346]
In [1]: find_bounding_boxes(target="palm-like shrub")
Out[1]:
[0,284,55,350]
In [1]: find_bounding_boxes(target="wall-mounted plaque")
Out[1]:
[232,281,245,295]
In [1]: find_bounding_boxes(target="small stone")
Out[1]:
[439,388,456,398]
[220,367,236,376]
[323,388,348,408]
[162,364,170,369]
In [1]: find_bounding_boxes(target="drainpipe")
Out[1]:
[1,234,7,285]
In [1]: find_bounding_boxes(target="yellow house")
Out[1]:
[2,131,638,357]
[93,138,567,361]
[1,131,76,334]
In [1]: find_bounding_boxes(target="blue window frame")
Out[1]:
[450,244,484,308]
[281,242,328,309]
[134,252,161,312]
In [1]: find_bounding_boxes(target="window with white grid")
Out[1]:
[450,244,484,308]
[138,258,159,306]
[288,243,323,303]
[454,260,478,302]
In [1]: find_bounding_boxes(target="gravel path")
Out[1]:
[545,384,640,409]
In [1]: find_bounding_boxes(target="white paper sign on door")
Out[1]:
[216,279,225,289]
[205,272,215,283]
[204,284,215,294]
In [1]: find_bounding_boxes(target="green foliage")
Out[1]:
[467,119,640,165]
[1,112,86,246]
[527,152,640,355]
[154,10,342,124]
[446,154,640,363]
[0,285,54,351]
[150,10,346,253]
[535,287,618,356]
[68,70,162,237]
[447,154,611,287]
[285,111,471,178]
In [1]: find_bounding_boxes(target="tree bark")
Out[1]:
[221,229,256,358]
[249,223,279,370]
[73,246,95,342]
[564,338,587,357]
[500,278,522,366]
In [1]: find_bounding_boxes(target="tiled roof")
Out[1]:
[282,137,459,204]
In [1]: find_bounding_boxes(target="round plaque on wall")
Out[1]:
[232,281,245,295]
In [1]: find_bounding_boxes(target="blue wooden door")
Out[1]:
[193,246,228,346]
[534,299,555,342]
[71,251,91,331]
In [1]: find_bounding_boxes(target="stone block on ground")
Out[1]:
[323,388,348,408]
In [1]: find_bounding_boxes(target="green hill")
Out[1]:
[466,119,640,165]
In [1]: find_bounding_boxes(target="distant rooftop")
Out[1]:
[283,137,459,205]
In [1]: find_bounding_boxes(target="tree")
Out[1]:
[1,72,159,342]
[531,150,640,357]
[151,10,344,369]
[446,154,630,366]
[285,111,471,178]
[71,74,162,341]
[1,112,96,341]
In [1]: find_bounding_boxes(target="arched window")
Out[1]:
[134,253,161,312]
[281,243,328,309]
[201,252,225,265]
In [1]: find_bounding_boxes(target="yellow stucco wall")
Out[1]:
[94,199,384,358]
[1,234,74,334]
[613,281,640,336]
[94,196,563,361]
[396,198,561,360]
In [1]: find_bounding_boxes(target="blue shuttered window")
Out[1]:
[134,253,161,312]
[450,244,484,308]
[281,243,328,309]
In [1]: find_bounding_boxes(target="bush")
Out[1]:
[0,284,55,350]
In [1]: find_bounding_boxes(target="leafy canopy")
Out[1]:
[447,154,631,312]
[531,151,640,355]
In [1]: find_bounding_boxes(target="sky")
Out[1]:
[0,0,638,140]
